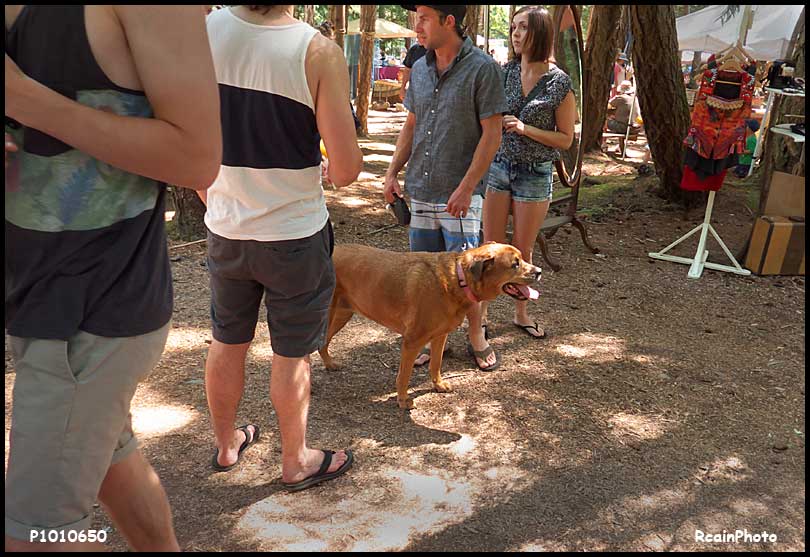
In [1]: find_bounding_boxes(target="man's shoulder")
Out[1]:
[465,46,500,69]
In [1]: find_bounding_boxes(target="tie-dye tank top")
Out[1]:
[5,6,172,339]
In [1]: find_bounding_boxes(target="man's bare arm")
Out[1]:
[445,114,502,217]
[383,111,415,202]
[4,6,221,190]
[308,34,362,188]
[460,114,503,192]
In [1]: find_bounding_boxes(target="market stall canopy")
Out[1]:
[676,5,803,60]
[346,18,416,39]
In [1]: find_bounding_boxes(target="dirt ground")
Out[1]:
[4,110,805,552]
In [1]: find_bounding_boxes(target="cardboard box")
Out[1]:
[745,215,805,275]
[764,171,805,218]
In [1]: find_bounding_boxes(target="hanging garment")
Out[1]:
[680,165,728,192]
[680,67,755,190]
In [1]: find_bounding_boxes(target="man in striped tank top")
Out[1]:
[202,5,362,492]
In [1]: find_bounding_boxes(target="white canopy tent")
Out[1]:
[346,18,416,39]
[676,5,803,60]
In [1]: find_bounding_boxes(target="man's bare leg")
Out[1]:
[205,339,257,467]
[270,354,348,483]
[97,449,180,552]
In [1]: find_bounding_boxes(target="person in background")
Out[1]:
[399,35,427,102]
[734,119,760,178]
[607,80,640,135]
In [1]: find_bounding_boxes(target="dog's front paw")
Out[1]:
[321,355,339,371]
[397,397,414,410]
[433,380,452,393]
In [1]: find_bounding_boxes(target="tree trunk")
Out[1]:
[171,187,207,240]
[330,5,346,50]
[507,5,516,61]
[581,5,623,152]
[758,9,805,212]
[465,5,481,43]
[484,5,491,54]
[406,10,417,50]
[356,5,376,136]
[688,50,702,87]
[629,5,695,205]
[304,5,314,26]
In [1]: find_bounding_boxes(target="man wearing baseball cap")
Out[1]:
[385,5,508,371]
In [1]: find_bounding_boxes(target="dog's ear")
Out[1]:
[469,257,494,282]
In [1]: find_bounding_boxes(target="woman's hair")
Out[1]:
[318,20,335,39]
[513,6,554,63]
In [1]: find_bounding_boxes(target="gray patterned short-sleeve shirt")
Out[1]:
[498,61,573,164]
[404,37,508,204]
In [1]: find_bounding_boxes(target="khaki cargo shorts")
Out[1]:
[4,321,170,541]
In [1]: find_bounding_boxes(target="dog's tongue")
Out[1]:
[518,285,540,300]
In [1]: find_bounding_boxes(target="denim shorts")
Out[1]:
[486,156,553,203]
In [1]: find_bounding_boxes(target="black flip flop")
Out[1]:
[282,449,354,492]
[414,345,450,367]
[466,343,501,372]
[513,322,548,340]
[211,424,260,472]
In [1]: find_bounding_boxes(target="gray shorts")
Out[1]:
[5,321,170,541]
[207,221,335,357]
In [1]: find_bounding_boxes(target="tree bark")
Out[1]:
[688,50,702,87]
[355,5,376,136]
[629,5,695,205]
[581,5,623,152]
[171,187,207,240]
[406,11,417,49]
[507,5,516,61]
[304,5,315,26]
[465,6,481,43]
[484,5,491,54]
[330,5,347,50]
[758,9,805,212]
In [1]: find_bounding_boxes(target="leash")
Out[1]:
[412,208,470,251]
[413,206,479,301]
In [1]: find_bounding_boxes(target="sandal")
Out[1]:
[414,345,450,367]
[282,449,354,492]
[513,322,548,339]
[466,343,500,372]
[211,424,260,472]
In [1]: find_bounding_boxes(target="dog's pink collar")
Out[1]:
[456,261,480,303]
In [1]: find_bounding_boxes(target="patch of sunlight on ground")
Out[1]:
[356,171,382,182]
[237,468,473,551]
[249,338,274,360]
[447,433,476,457]
[360,141,396,153]
[131,402,198,438]
[363,154,395,165]
[337,196,371,207]
[607,412,668,441]
[555,333,626,363]
[163,325,210,355]
[614,487,692,515]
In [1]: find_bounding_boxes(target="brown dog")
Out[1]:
[319,243,542,409]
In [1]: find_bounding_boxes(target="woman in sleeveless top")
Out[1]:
[482,6,576,340]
